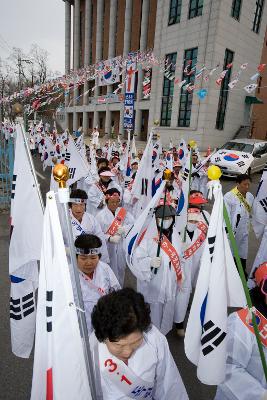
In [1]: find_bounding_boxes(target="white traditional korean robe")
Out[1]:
[248,225,267,289]
[131,227,187,335]
[79,261,120,334]
[224,190,254,259]
[85,180,122,216]
[215,312,267,400]
[70,210,110,264]
[90,324,189,400]
[97,206,134,286]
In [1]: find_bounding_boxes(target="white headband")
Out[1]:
[76,247,101,255]
[69,198,86,204]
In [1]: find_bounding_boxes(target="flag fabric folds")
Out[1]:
[124,181,166,270]
[176,153,191,236]
[31,191,92,400]
[9,124,43,358]
[252,163,267,238]
[184,181,246,385]
[64,135,89,186]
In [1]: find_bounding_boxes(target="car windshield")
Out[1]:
[220,142,253,154]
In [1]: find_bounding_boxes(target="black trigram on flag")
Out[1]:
[260,197,267,213]
[208,236,215,262]
[215,157,221,163]
[46,291,53,333]
[237,161,245,167]
[10,292,35,320]
[11,174,17,199]
[65,152,71,162]
[69,167,76,180]
[141,178,148,196]
[241,154,249,159]
[201,320,226,356]
[182,168,189,181]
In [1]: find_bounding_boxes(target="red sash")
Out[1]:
[153,235,182,283]
[238,307,267,347]
[183,222,208,260]
[95,181,108,194]
[106,208,127,236]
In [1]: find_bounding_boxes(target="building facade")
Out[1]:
[62,0,267,149]
[251,26,267,140]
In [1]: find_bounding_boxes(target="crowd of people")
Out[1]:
[4,119,267,399]
[64,133,266,399]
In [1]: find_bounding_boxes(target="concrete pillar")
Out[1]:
[73,0,80,132]
[94,0,104,127]
[65,0,71,74]
[107,0,117,96]
[84,0,92,67]
[73,0,80,70]
[105,0,118,134]
[83,111,88,134]
[135,0,150,139]
[105,107,111,134]
[93,111,99,129]
[123,0,133,56]
[64,1,72,131]
[119,0,133,135]
[83,0,92,134]
[73,112,78,133]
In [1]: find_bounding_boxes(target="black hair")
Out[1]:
[105,188,121,203]
[190,189,203,195]
[98,166,111,175]
[97,157,109,167]
[69,189,88,208]
[236,174,251,184]
[91,288,151,342]
[75,233,102,249]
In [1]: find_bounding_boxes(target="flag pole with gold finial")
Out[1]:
[53,164,97,399]
[207,164,267,381]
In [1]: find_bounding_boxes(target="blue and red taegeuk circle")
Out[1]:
[224,153,239,162]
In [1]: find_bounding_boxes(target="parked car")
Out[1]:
[210,139,267,177]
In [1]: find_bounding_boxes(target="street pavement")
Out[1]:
[0,157,262,400]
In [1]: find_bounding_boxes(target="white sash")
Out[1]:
[99,342,154,399]
[71,217,86,236]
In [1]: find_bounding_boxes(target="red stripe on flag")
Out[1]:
[46,368,53,400]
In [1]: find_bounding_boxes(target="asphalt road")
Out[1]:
[0,157,262,400]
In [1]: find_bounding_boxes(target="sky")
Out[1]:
[0,0,65,74]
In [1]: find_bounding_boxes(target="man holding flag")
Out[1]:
[224,174,254,278]
[215,262,267,399]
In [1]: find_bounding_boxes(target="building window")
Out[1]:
[188,0,203,19]
[216,49,234,130]
[252,0,265,34]
[231,0,242,20]
[178,47,198,127]
[168,0,182,25]
[160,53,177,126]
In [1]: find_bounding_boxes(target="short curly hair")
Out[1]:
[91,288,151,342]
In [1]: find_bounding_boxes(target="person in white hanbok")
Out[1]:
[75,234,120,334]
[85,167,122,216]
[224,174,254,277]
[92,127,100,147]
[69,189,110,264]
[215,262,267,400]
[248,225,267,288]
[90,288,189,400]
[97,188,134,286]
[131,204,187,335]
